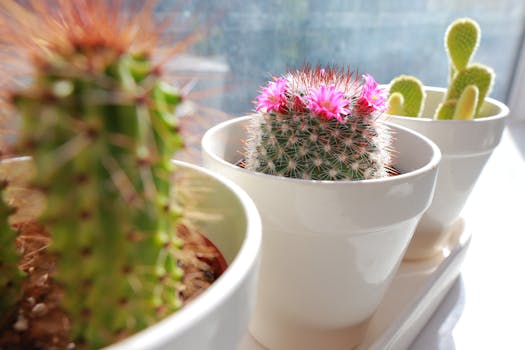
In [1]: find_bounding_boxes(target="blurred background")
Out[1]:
[159,0,525,117]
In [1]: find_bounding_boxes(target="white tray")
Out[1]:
[239,218,470,350]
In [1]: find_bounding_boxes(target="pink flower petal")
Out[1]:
[359,74,387,113]
[306,84,350,122]
[255,77,288,113]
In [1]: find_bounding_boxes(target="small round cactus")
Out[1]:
[245,66,393,181]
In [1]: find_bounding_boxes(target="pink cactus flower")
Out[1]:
[306,84,350,122]
[255,77,288,113]
[355,74,387,114]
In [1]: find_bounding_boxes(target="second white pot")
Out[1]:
[202,116,440,350]
[389,87,508,260]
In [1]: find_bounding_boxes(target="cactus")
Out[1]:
[0,181,22,318]
[0,76,23,322]
[0,1,192,348]
[387,75,425,117]
[444,63,494,117]
[245,66,392,181]
[453,85,479,120]
[445,18,480,73]
[434,100,457,120]
[439,17,494,119]
[388,17,494,120]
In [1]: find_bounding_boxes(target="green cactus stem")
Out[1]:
[454,85,479,120]
[245,67,392,181]
[15,57,184,349]
[445,18,480,72]
[434,100,457,120]
[438,18,494,119]
[387,75,425,117]
[444,63,494,117]
[435,85,480,121]
[4,2,188,348]
[0,181,22,319]
[449,65,456,84]
[387,92,405,116]
[388,17,495,120]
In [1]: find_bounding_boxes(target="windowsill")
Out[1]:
[410,120,525,349]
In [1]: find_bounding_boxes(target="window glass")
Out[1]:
[161,0,525,116]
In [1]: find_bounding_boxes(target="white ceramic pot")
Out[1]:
[389,87,509,260]
[201,116,441,350]
[0,158,262,350]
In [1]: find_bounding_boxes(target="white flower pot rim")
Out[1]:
[386,86,509,124]
[202,115,441,186]
[108,160,261,349]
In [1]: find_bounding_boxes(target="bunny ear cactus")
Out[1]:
[453,85,479,120]
[440,63,494,118]
[446,18,480,75]
[245,66,393,181]
[388,17,494,120]
[1,1,190,348]
[387,75,425,117]
[435,18,494,120]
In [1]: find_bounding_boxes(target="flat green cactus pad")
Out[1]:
[446,63,493,116]
[446,18,480,71]
[388,75,425,117]
[387,92,405,116]
[434,100,457,120]
[454,85,479,120]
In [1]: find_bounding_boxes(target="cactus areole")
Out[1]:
[245,66,393,181]
[0,1,226,349]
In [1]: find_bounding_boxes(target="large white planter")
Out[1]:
[389,87,509,260]
[201,116,441,350]
[0,158,262,350]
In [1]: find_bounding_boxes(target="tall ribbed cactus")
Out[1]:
[0,181,22,318]
[2,1,187,348]
[245,66,392,181]
[388,17,494,120]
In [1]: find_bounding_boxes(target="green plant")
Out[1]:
[0,1,199,348]
[245,66,393,181]
[387,75,425,117]
[0,182,21,317]
[388,17,494,120]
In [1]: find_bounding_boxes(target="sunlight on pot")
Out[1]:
[202,116,440,350]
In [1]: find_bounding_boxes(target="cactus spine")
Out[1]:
[3,1,187,348]
[388,17,494,120]
[246,67,392,181]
